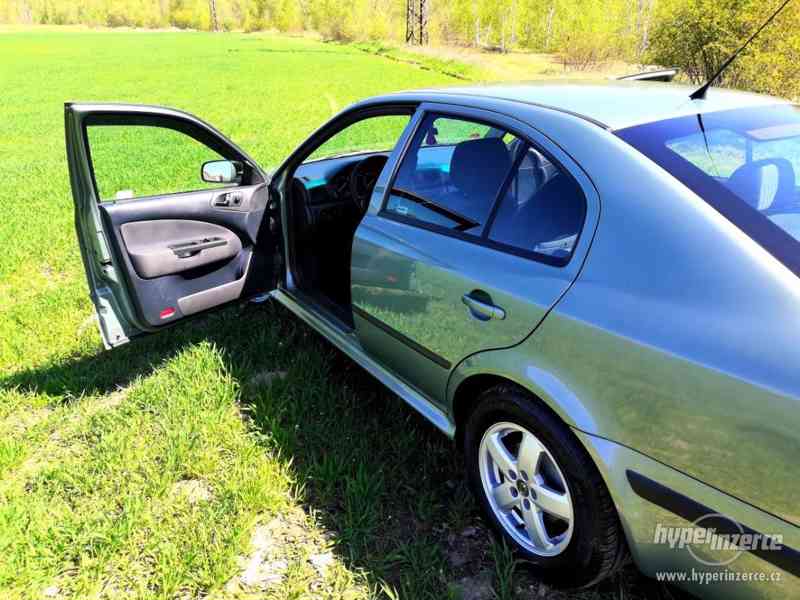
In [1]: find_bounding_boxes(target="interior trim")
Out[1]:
[120,219,241,279]
[177,253,252,316]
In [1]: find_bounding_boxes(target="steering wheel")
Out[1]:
[349,155,388,212]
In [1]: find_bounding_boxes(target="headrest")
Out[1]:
[726,158,796,211]
[450,138,512,199]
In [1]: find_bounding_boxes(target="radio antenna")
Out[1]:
[690,0,793,100]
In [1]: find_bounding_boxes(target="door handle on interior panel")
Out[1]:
[462,293,506,321]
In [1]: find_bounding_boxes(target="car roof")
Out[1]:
[381,80,791,131]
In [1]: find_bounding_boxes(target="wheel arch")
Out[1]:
[447,349,600,446]
[451,373,510,445]
[453,360,630,585]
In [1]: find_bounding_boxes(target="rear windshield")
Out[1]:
[616,105,800,276]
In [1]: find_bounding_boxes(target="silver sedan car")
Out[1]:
[66,81,800,599]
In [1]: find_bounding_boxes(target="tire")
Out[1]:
[463,383,626,588]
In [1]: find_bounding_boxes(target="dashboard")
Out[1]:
[291,152,390,231]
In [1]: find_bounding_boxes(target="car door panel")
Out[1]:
[66,103,277,347]
[352,215,577,404]
[120,220,242,279]
[98,184,268,328]
[100,184,268,246]
[351,103,599,406]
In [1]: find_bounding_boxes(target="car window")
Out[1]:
[385,114,520,235]
[304,115,411,163]
[666,129,747,178]
[753,136,800,180]
[666,124,800,183]
[488,147,586,263]
[87,125,228,201]
[616,104,800,276]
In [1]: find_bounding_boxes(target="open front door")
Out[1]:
[65,103,281,348]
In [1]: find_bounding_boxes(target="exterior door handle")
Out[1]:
[462,293,506,321]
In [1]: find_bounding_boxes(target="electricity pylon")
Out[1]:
[406,0,428,45]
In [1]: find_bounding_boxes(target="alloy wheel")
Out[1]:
[478,421,574,557]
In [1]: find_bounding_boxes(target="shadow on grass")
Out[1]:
[0,301,677,599]
[3,315,229,400]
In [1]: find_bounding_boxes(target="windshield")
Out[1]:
[616,105,800,276]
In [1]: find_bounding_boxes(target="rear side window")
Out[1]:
[487,147,586,262]
[385,114,520,235]
[383,113,586,265]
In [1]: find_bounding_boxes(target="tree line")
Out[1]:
[2,0,798,98]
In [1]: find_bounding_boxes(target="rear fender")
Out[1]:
[446,344,598,433]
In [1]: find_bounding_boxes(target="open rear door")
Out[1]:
[65,103,281,348]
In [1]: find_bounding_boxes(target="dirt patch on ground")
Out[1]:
[171,479,214,505]
[249,370,288,388]
[0,406,51,436]
[216,506,359,598]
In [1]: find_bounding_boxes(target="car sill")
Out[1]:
[271,288,455,438]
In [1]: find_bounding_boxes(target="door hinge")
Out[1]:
[268,191,280,234]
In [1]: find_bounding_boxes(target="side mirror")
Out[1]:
[201,160,242,184]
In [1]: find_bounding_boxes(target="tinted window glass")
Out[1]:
[385,115,519,234]
[666,129,747,177]
[488,147,586,262]
[617,105,800,276]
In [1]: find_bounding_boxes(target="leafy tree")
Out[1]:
[648,0,800,98]
[0,0,797,99]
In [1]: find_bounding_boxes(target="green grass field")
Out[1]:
[0,28,671,600]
